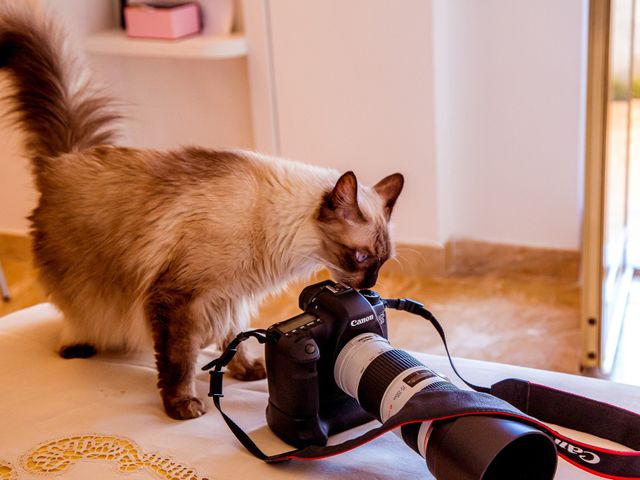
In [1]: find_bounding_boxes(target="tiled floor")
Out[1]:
[0,236,583,375]
[257,270,581,374]
[4,245,638,386]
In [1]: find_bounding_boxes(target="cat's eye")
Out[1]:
[355,251,369,263]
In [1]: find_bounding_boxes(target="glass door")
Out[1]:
[582,0,637,374]
[628,0,640,268]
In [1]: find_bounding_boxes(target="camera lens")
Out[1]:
[335,333,452,423]
[334,333,557,480]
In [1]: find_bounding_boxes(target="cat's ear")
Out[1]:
[320,171,363,222]
[373,173,404,219]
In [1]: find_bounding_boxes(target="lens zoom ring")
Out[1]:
[357,349,424,419]
[420,382,458,393]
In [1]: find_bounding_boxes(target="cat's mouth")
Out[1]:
[329,269,379,290]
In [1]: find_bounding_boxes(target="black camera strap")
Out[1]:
[385,298,640,479]
[203,301,640,479]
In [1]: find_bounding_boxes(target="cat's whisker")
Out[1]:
[393,253,412,263]
[384,256,407,275]
[398,247,422,255]
[293,253,347,275]
[2,4,405,421]
[397,247,429,263]
[388,256,405,269]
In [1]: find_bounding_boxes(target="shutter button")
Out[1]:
[305,343,317,354]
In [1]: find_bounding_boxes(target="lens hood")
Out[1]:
[426,415,557,480]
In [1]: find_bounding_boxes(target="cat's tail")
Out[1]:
[0,4,120,170]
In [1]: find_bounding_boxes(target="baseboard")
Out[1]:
[445,238,580,280]
[383,243,446,277]
[386,238,580,280]
[0,232,580,281]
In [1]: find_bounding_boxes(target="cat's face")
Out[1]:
[316,171,404,289]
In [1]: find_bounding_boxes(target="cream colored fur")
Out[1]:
[0,3,403,418]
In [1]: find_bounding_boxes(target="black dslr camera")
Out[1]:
[265,280,387,447]
[263,280,557,480]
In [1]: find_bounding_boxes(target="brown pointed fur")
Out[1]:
[0,5,404,419]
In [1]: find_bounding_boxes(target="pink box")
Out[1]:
[125,3,201,40]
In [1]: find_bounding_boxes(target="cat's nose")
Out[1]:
[357,269,379,289]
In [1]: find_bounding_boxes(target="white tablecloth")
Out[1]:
[1,304,639,479]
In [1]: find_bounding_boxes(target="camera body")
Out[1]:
[265,280,388,447]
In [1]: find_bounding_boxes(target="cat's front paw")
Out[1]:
[229,358,266,381]
[163,395,206,420]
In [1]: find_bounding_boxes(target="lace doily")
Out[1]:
[0,461,17,480]
[18,435,204,479]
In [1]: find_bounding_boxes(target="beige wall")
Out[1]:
[267,0,438,245]
[433,0,588,250]
[0,0,589,251]
[0,0,254,235]
[262,0,588,249]
[0,89,35,235]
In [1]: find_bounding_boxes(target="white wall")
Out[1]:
[89,56,253,151]
[45,0,254,151]
[0,0,589,251]
[263,0,588,249]
[433,0,588,250]
[0,99,34,235]
[0,0,253,234]
[267,0,439,245]
[0,0,114,235]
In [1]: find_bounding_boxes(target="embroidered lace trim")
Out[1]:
[0,461,17,480]
[17,435,204,479]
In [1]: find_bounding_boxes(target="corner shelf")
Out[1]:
[85,30,248,60]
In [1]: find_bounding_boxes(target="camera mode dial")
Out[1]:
[359,289,381,306]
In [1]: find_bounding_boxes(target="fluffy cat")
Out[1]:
[0,7,404,419]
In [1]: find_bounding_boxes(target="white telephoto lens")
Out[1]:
[334,332,393,399]
[416,422,434,458]
[379,365,446,422]
[335,333,450,459]
[334,331,558,479]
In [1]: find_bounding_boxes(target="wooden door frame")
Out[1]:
[582,0,637,374]
[581,0,611,371]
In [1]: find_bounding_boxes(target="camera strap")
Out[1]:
[203,301,640,479]
[385,298,640,479]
